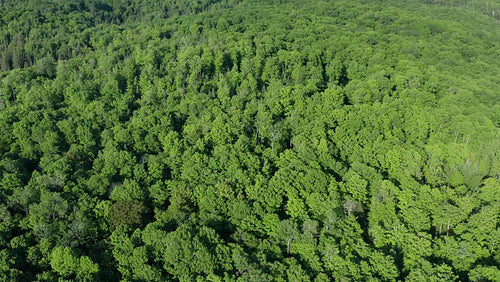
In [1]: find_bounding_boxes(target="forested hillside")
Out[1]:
[0,0,499,281]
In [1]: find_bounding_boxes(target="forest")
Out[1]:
[0,0,499,281]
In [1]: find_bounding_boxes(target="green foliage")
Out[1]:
[108,200,147,229]
[0,0,499,280]
[50,246,99,280]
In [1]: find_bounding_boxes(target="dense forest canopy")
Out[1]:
[0,0,499,281]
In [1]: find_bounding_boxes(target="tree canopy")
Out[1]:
[0,0,499,280]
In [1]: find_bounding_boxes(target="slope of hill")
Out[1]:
[0,0,499,280]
